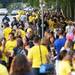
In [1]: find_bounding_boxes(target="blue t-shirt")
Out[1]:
[54,37,66,56]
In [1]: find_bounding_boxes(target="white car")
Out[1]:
[11,9,19,15]
[0,8,8,15]
[24,7,34,11]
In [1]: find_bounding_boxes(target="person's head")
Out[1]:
[49,31,54,38]
[11,29,16,35]
[27,28,32,33]
[59,50,71,61]
[19,21,24,30]
[68,21,73,26]
[60,17,64,22]
[13,17,16,20]
[4,22,9,28]
[26,28,33,38]
[57,28,63,36]
[23,38,29,47]
[10,54,31,75]
[16,38,23,48]
[5,14,8,17]
[44,29,51,39]
[9,32,15,40]
[41,37,49,46]
[33,35,41,45]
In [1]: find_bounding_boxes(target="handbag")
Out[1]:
[39,45,54,74]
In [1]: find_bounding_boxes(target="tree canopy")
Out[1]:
[0,0,75,20]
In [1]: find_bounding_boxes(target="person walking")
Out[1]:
[27,35,49,75]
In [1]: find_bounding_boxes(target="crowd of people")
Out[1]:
[0,9,75,75]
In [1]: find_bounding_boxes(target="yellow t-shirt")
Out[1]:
[48,19,56,31]
[16,29,26,39]
[5,40,17,53]
[20,29,26,39]
[58,60,71,75]
[3,27,12,40]
[0,46,7,63]
[27,45,48,68]
[29,16,35,23]
[0,64,9,75]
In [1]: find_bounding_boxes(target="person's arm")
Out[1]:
[1,39,6,53]
[68,72,71,75]
[27,49,33,64]
[64,40,68,49]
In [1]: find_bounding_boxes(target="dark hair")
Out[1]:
[13,17,16,19]
[4,22,9,27]
[45,29,51,34]
[16,38,23,48]
[1,37,6,41]
[16,35,22,39]
[10,54,31,75]
[58,50,68,60]
[57,28,63,35]
[9,32,15,39]
[9,32,14,37]
[33,35,41,43]
[45,29,54,36]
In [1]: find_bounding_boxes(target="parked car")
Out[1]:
[0,8,8,15]
[24,7,34,11]
[11,9,19,15]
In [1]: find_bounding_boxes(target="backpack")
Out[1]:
[14,47,26,56]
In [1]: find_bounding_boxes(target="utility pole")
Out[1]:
[39,0,44,38]
[56,0,60,12]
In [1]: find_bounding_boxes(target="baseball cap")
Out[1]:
[27,28,32,33]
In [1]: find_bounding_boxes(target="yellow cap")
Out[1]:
[27,28,32,33]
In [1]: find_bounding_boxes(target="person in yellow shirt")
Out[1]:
[16,27,26,39]
[5,32,17,57]
[3,23,12,40]
[32,12,38,20]
[0,38,7,65]
[29,15,35,23]
[5,32,17,69]
[58,50,71,75]
[0,64,9,75]
[20,29,26,39]
[27,35,48,75]
[47,19,56,31]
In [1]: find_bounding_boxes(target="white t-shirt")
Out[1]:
[66,25,74,33]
